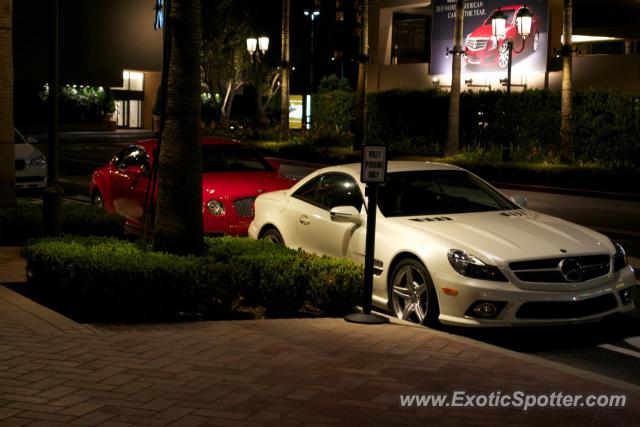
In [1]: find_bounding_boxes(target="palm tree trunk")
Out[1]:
[279,0,290,141]
[153,0,204,256]
[445,0,464,157]
[0,0,15,206]
[354,0,369,149]
[560,0,573,164]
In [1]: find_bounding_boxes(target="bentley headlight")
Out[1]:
[447,249,507,282]
[610,239,628,272]
[29,155,47,167]
[206,199,225,216]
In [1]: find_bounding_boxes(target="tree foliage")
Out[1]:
[201,0,251,124]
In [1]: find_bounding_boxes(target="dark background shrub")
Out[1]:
[309,87,638,166]
[0,199,125,245]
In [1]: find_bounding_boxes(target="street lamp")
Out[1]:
[246,36,269,62]
[303,8,320,128]
[490,5,533,161]
[303,8,320,91]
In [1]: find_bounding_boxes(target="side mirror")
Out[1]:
[267,158,281,171]
[330,206,362,224]
[510,195,528,208]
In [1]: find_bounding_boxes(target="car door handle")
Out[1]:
[299,215,310,225]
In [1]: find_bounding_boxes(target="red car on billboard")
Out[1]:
[464,5,540,69]
[90,138,295,235]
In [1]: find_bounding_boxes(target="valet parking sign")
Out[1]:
[361,146,387,183]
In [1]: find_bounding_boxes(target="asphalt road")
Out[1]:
[27,133,640,389]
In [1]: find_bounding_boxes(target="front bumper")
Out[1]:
[15,172,47,190]
[432,266,636,327]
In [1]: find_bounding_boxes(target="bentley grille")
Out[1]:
[233,196,256,218]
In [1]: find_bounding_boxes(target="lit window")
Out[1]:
[113,70,144,92]
[124,71,144,92]
[336,11,344,22]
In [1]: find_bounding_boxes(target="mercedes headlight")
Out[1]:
[447,249,507,282]
[206,199,225,216]
[610,239,628,272]
[29,154,47,167]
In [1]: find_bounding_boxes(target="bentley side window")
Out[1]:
[116,146,151,175]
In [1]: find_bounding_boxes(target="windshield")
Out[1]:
[377,170,519,217]
[202,145,273,173]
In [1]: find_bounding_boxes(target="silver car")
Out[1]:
[14,129,47,190]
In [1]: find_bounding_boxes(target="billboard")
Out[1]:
[289,95,303,129]
[431,0,549,76]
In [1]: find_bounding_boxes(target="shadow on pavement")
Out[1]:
[438,311,640,353]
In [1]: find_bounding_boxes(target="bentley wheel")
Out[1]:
[261,228,284,245]
[390,258,439,325]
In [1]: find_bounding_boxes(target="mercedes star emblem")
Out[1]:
[558,258,583,283]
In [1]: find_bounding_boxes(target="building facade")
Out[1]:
[14,0,162,130]
[367,0,640,93]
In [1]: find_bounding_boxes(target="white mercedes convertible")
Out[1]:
[248,161,636,327]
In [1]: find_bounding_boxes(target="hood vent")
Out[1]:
[500,210,530,217]
[410,216,453,222]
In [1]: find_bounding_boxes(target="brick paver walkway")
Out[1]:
[1,247,639,426]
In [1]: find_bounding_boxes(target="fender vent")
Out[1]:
[410,216,453,222]
[500,210,529,217]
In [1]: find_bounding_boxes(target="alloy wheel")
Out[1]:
[262,228,284,245]
[498,43,509,68]
[391,263,430,323]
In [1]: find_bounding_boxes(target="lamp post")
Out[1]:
[490,5,533,162]
[246,36,269,63]
[246,36,269,127]
[303,9,320,92]
[303,9,319,129]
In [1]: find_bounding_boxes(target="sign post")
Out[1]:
[345,146,389,324]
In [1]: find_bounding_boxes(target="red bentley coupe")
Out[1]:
[90,138,295,235]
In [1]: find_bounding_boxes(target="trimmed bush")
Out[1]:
[22,237,241,321]
[205,236,363,316]
[0,199,125,244]
[367,88,449,154]
[22,236,363,322]
[313,90,356,142]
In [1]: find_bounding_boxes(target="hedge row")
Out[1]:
[22,236,363,322]
[447,159,640,194]
[312,88,640,167]
[0,199,125,244]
